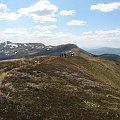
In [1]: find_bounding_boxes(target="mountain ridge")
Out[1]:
[0,41,92,60]
[0,41,120,62]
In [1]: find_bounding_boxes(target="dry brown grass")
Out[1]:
[0,56,120,120]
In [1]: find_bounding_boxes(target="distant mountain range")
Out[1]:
[0,41,45,59]
[0,41,91,60]
[86,47,120,62]
[0,41,120,62]
[86,47,120,56]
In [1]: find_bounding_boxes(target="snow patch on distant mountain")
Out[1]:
[3,41,18,48]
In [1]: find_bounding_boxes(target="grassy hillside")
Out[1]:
[0,56,120,120]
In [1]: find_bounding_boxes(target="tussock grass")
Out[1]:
[0,56,120,120]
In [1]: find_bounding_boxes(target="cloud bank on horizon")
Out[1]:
[0,0,120,48]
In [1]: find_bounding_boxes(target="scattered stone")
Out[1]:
[20,73,28,79]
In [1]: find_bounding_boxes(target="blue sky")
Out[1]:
[0,0,120,48]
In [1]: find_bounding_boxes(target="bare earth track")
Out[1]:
[0,72,7,86]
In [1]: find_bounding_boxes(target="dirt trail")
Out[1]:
[0,72,7,86]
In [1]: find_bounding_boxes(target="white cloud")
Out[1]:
[82,31,93,35]
[0,4,8,12]
[0,3,21,21]
[0,28,76,45]
[0,28,120,48]
[59,10,75,16]
[91,2,120,12]
[33,25,57,31]
[80,29,120,48]
[67,20,87,26]
[18,0,58,23]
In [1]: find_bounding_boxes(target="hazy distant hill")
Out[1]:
[100,54,120,62]
[86,47,120,56]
